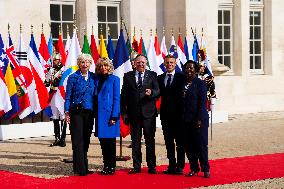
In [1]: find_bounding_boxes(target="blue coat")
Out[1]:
[95,74,120,138]
[65,70,96,112]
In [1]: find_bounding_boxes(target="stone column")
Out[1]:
[233,0,250,76]
[76,0,98,44]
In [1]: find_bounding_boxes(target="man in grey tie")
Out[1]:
[157,54,186,175]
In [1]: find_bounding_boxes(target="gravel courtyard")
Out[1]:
[0,111,283,188]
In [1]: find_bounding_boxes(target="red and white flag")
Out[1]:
[57,33,66,66]
[147,36,163,75]
[38,33,50,75]
[27,34,49,113]
[160,35,168,59]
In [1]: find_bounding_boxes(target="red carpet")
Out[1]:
[0,153,283,189]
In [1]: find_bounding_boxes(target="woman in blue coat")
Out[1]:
[94,57,120,175]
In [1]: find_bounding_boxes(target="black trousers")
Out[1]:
[69,109,94,175]
[53,119,67,141]
[99,138,116,169]
[161,118,185,169]
[130,116,156,170]
[183,119,210,172]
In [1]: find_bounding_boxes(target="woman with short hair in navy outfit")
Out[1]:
[64,53,96,176]
[94,57,120,175]
[182,60,210,178]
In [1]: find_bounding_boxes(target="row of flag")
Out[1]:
[0,26,212,124]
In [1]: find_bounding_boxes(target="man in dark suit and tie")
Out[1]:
[157,54,186,175]
[121,54,160,174]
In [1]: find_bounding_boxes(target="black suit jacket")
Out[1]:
[121,70,160,120]
[158,72,185,121]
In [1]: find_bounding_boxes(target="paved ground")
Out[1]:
[0,111,283,188]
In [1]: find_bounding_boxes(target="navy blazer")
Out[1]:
[64,70,96,112]
[158,72,185,121]
[182,77,209,123]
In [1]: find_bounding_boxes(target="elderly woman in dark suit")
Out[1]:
[64,53,96,176]
[182,60,210,178]
[94,57,120,175]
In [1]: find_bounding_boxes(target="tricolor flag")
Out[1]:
[177,35,187,67]
[138,36,150,68]
[90,34,99,64]
[1,35,20,120]
[0,34,12,116]
[112,29,132,137]
[6,34,31,119]
[82,34,95,73]
[54,30,80,116]
[147,36,163,75]
[107,35,115,60]
[184,36,193,61]
[27,34,49,113]
[113,29,132,90]
[169,35,182,72]
[98,34,108,58]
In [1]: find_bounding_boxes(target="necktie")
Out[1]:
[138,72,143,89]
[166,74,172,88]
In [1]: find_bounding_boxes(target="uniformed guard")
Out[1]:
[197,50,216,111]
[45,53,67,147]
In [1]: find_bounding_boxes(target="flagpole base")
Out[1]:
[116,156,131,161]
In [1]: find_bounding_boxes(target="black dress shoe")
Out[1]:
[87,170,94,174]
[74,172,87,176]
[49,140,60,147]
[63,158,73,163]
[58,140,66,147]
[163,168,176,174]
[128,168,141,174]
[107,167,115,175]
[148,168,157,174]
[100,167,109,175]
[204,171,210,178]
[175,168,184,175]
[185,170,199,177]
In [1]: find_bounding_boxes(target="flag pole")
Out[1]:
[210,99,213,142]
[115,18,131,162]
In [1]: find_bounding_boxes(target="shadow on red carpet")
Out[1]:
[0,153,283,189]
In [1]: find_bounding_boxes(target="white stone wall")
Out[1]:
[0,0,50,47]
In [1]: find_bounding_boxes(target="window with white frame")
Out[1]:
[97,1,120,48]
[50,0,75,44]
[249,1,263,72]
[218,8,233,69]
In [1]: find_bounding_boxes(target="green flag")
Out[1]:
[126,38,132,56]
[82,35,91,55]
